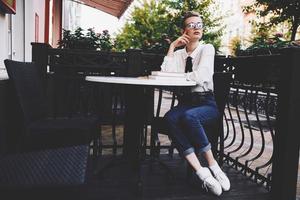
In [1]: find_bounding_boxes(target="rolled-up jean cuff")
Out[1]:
[182,147,195,156]
[198,143,211,153]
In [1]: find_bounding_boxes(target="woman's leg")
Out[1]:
[179,100,230,192]
[164,105,222,196]
[164,103,218,170]
[164,105,196,157]
[185,152,202,171]
[202,149,217,166]
[180,104,219,154]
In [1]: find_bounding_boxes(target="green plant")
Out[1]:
[236,33,299,56]
[115,0,224,53]
[98,30,113,51]
[243,0,300,41]
[228,36,242,56]
[58,27,113,51]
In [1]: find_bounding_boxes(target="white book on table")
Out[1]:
[151,71,186,78]
[148,75,187,81]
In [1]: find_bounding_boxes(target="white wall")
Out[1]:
[24,0,45,61]
[0,13,8,69]
[12,0,25,62]
[0,0,46,69]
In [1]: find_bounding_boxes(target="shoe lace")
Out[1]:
[215,171,226,182]
[201,177,212,192]
[202,182,208,192]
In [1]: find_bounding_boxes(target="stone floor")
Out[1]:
[87,154,270,200]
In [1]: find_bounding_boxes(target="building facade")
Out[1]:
[0,0,62,70]
[63,0,81,32]
[216,0,255,55]
[0,0,45,68]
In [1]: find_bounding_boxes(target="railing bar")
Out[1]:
[156,88,163,117]
[262,164,272,178]
[223,112,230,140]
[230,84,277,94]
[236,87,255,163]
[227,105,276,119]
[224,100,236,149]
[224,155,271,187]
[170,89,176,108]
[66,79,74,118]
[255,91,275,171]
[111,85,118,156]
[98,123,103,156]
[227,87,246,155]
[94,85,103,156]
[244,90,266,164]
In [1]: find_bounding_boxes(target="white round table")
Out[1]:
[85,75,196,157]
[86,75,196,192]
[85,76,196,86]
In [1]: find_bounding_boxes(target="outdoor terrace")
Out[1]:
[0,44,299,199]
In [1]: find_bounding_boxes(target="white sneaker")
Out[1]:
[211,169,231,191]
[196,167,222,196]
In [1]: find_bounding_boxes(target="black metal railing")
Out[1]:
[224,86,276,189]
[214,55,281,189]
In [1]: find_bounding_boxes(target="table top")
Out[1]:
[85,76,197,86]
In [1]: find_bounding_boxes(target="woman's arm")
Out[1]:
[160,52,181,72]
[160,33,190,72]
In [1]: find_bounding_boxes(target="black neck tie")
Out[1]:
[185,56,193,73]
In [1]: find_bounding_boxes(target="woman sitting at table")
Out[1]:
[160,11,230,196]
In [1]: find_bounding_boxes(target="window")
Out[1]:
[35,13,39,42]
[8,14,12,59]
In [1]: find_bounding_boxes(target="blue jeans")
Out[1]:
[164,93,220,156]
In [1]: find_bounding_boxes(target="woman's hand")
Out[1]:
[170,32,190,48]
[166,31,190,57]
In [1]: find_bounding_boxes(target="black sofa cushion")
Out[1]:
[0,145,89,199]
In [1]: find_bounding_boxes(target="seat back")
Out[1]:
[211,72,232,163]
[213,72,233,115]
[0,126,5,154]
[154,87,177,118]
[4,60,48,125]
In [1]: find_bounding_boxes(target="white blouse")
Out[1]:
[160,43,215,92]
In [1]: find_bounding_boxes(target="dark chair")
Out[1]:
[150,72,233,177]
[207,72,233,163]
[4,59,100,154]
[150,88,177,158]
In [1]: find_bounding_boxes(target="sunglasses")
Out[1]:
[186,22,203,30]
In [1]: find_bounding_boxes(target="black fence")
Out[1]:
[29,43,299,200]
[214,55,281,190]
